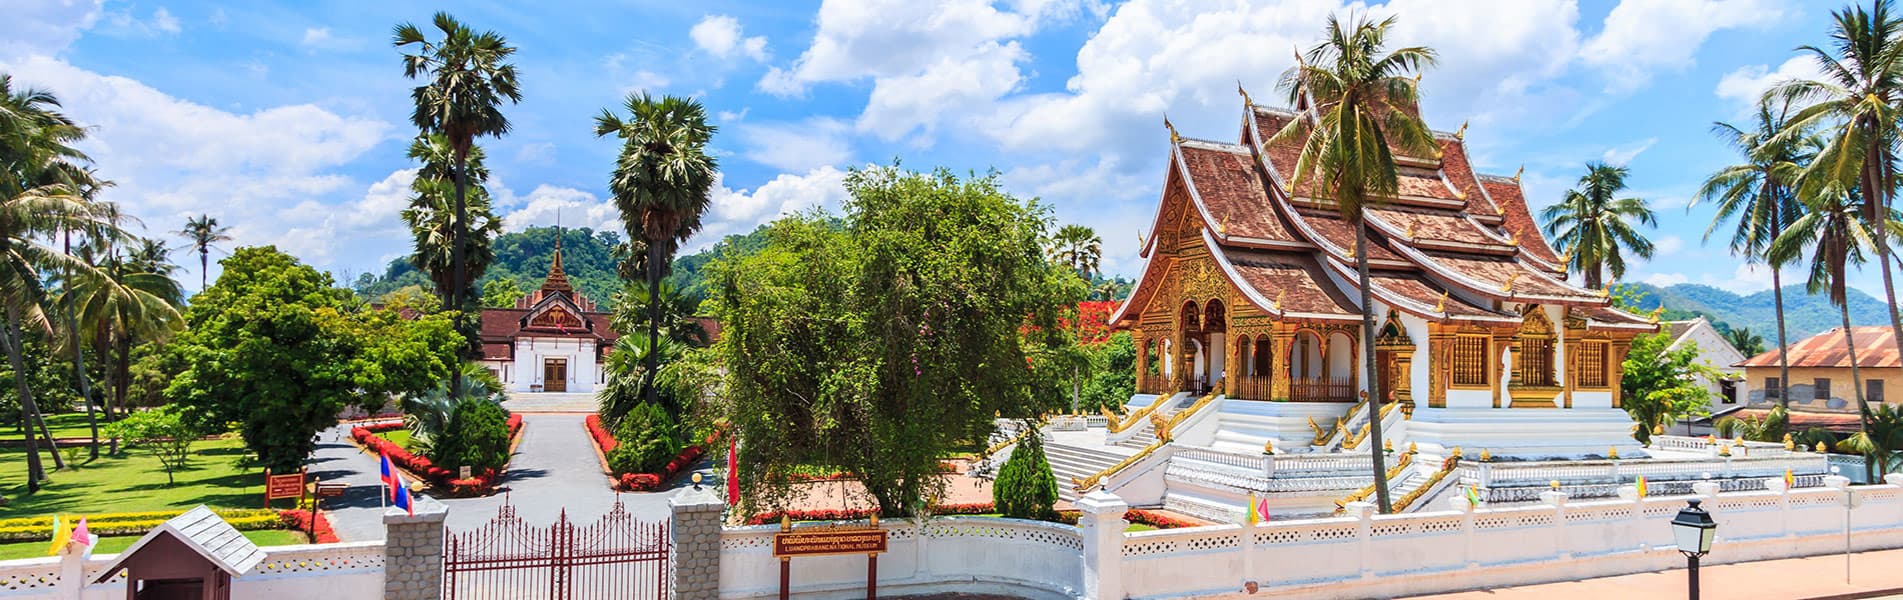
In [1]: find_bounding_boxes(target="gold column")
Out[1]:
[1271,326,1294,401]
[1134,330,1148,394]
[1610,338,1633,408]
[1428,324,1451,408]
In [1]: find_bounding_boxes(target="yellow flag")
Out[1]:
[46,516,70,557]
[1246,492,1258,525]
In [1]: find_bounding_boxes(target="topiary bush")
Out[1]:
[607,402,684,475]
[992,428,1058,520]
[434,398,512,473]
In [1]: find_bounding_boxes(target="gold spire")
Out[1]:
[1164,114,1181,144]
[1454,120,1468,140]
[1434,291,1448,313]
[540,228,574,293]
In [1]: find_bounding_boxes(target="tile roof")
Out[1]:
[1219,249,1360,319]
[1739,326,1901,368]
[1176,141,1299,243]
[1480,175,1563,267]
[95,506,264,582]
[1366,206,1510,249]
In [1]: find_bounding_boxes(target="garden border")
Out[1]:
[582,414,722,492]
[348,414,524,496]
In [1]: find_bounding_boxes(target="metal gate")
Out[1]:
[442,499,670,600]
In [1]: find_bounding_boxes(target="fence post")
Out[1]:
[1445,496,1476,568]
[1076,490,1128,600]
[1343,501,1374,579]
[1540,490,1569,560]
[670,487,725,600]
[1764,476,1791,538]
[1617,484,1648,553]
[382,497,448,600]
[56,540,84,600]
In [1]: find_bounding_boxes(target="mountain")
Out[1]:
[1623,283,1892,342]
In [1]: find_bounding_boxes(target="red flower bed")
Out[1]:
[1051,508,1195,529]
[350,414,523,495]
[278,508,338,543]
[612,430,725,492]
[745,502,996,525]
[585,414,617,453]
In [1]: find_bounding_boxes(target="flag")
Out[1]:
[1785,468,1795,489]
[45,516,66,557]
[1636,476,1649,498]
[725,438,740,506]
[1465,485,1481,507]
[379,454,398,501]
[392,472,414,516]
[1256,498,1270,523]
[1246,493,1258,525]
[69,518,92,557]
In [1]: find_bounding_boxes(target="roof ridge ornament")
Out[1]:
[1405,221,1416,239]
[1454,120,1468,140]
[1219,215,1230,235]
[1274,291,1286,313]
[1164,114,1181,144]
[1514,165,1524,183]
[1137,229,1148,248]
[1435,291,1448,314]
[1238,80,1252,107]
[1502,271,1520,294]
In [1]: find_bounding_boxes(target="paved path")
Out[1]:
[317,414,686,541]
[1405,547,1903,600]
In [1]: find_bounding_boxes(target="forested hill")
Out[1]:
[1625,283,1891,341]
[353,225,774,308]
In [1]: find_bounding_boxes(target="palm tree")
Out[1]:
[1091,279,1122,301]
[594,93,718,409]
[402,135,502,306]
[394,12,521,396]
[1770,184,1878,479]
[1715,404,1787,442]
[1269,13,1437,513]
[72,241,183,434]
[1840,403,1903,476]
[1695,98,1812,408]
[1723,327,1767,356]
[176,215,230,291]
[1542,163,1656,289]
[1770,0,1903,362]
[56,170,112,459]
[1049,224,1102,279]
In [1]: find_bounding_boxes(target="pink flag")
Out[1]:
[69,518,91,550]
[726,438,740,506]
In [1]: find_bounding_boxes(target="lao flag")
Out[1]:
[380,454,398,500]
[392,472,414,516]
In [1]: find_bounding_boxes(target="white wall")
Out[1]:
[0,542,384,600]
[506,337,601,393]
[718,517,1083,600]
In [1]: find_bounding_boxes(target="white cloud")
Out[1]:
[298,27,359,51]
[2,0,103,58]
[1654,234,1683,256]
[498,185,622,233]
[1643,272,1689,287]
[1715,56,1826,109]
[99,5,182,38]
[857,41,1028,142]
[514,142,557,164]
[757,0,1055,107]
[690,167,852,250]
[1580,0,1783,91]
[691,15,768,62]
[1600,137,1657,166]
[739,118,853,172]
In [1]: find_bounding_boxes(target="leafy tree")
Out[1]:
[1048,224,1102,279]
[377,284,442,314]
[597,334,681,426]
[595,93,718,409]
[1542,162,1657,289]
[606,401,682,475]
[1716,405,1788,442]
[1723,327,1767,357]
[717,167,1081,516]
[609,280,707,346]
[165,246,463,472]
[481,276,524,308]
[1268,13,1436,513]
[176,214,231,291]
[1621,333,1718,443]
[401,362,504,458]
[992,428,1058,520]
[1771,1,1903,364]
[1079,332,1138,414]
[1696,97,1813,409]
[107,405,199,485]
[62,230,185,458]
[434,398,512,473]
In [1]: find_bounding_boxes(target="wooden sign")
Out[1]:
[314,482,348,498]
[773,528,887,558]
[264,469,306,507]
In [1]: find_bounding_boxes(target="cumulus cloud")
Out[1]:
[1715,56,1826,110]
[690,167,851,251]
[1579,0,1783,91]
[3,0,103,58]
[738,118,853,172]
[691,15,768,61]
[498,184,622,233]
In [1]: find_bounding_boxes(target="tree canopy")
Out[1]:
[716,167,1083,516]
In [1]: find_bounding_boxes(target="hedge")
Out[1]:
[744,502,998,525]
[1051,508,1198,529]
[352,414,523,494]
[586,415,723,492]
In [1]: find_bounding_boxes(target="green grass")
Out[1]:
[0,436,271,518]
[0,529,307,560]
[1125,523,1156,532]
[379,428,412,449]
[3,413,108,443]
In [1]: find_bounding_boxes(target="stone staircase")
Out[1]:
[1044,441,1135,502]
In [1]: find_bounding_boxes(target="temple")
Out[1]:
[477,236,616,393]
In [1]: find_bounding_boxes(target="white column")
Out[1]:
[1540,490,1570,560]
[1445,496,1477,568]
[1343,501,1374,579]
[1076,490,1128,600]
[56,540,84,600]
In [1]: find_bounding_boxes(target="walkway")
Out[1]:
[1404,547,1903,600]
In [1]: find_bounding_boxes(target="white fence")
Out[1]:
[718,517,1083,599]
[0,542,385,600]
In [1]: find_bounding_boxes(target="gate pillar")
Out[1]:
[383,499,448,600]
[670,487,725,600]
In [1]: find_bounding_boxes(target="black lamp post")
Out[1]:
[1672,499,1717,600]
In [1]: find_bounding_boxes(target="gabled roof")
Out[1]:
[1739,326,1901,368]
[95,506,263,582]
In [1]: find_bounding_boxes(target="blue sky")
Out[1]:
[3,0,1884,296]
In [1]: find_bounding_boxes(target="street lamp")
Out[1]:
[1672,499,1717,600]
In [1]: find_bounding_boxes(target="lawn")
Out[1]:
[0,436,269,517]
[379,428,412,449]
[0,529,307,560]
[3,413,110,443]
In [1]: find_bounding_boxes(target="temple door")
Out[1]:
[543,358,568,392]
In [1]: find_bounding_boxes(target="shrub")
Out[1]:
[107,406,201,485]
[435,399,512,473]
[607,403,683,476]
[992,429,1058,520]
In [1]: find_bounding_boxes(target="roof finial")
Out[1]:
[1507,230,1520,247]
[1219,216,1230,235]
[1435,291,1448,313]
[1454,120,1468,140]
[1237,80,1253,107]
[1164,114,1181,144]
[1405,221,1416,239]
[1514,165,1524,183]
[1137,229,1148,248]
[1274,291,1286,312]
[1502,271,1520,294]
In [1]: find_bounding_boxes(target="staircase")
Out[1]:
[1044,441,1136,502]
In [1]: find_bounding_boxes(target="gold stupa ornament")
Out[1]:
[1608,447,1619,459]
[1263,439,1274,455]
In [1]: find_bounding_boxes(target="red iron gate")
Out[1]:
[442,499,670,600]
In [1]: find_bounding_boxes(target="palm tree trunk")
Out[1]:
[63,231,98,460]
[1841,301,1874,481]
[199,249,209,291]
[3,304,48,490]
[448,154,469,400]
[644,239,664,408]
[1356,217,1391,513]
[1870,140,1903,362]
[1770,266,1792,410]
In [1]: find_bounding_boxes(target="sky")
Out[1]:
[1,0,1887,297]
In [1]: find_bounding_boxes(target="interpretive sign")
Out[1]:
[264,469,306,508]
[772,528,888,557]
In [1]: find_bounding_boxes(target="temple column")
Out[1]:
[1610,338,1634,408]
[1134,330,1149,394]
[1428,324,1451,408]
[1270,326,1294,401]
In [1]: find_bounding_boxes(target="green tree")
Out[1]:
[1048,224,1102,279]
[400,362,503,459]
[176,214,231,292]
[1268,13,1437,513]
[107,405,200,485]
[1695,98,1812,409]
[1621,333,1719,443]
[992,427,1058,520]
[62,232,184,456]
[1716,404,1789,442]
[1079,332,1138,414]
[165,247,463,472]
[1542,163,1656,289]
[606,401,682,475]
[1839,404,1903,475]
[402,134,502,309]
[717,167,1080,516]
[1770,185,1880,478]
[394,12,522,394]
[609,280,707,346]
[594,93,718,409]
[434,397,512,473]
[481,276,524,308]
[1770,0,1903,363]
[1723,327,1767,357]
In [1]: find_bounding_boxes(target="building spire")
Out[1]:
[541,220,573,293]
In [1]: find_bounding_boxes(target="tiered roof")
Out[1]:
[1112,96,1653,332]
[478,237,617,361]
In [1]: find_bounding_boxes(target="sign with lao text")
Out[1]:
[772,528,887,557]
[265,470,305,506]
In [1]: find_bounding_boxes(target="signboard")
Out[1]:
[314,482,348,498]
[264,470,306,507]
[772,528,887,558]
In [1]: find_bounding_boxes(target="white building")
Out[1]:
[477,239,616,394]
[1662,317,1748,412]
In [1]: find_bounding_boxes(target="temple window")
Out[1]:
[1452,334,1489,387]
[1577,341,1610,388]
[1253,336,1273,375]
[1515,308,1556,387]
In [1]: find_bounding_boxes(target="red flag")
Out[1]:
[726,438,740,505]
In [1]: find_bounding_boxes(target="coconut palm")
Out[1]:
[1268,12,1437,513]
[1723,327,1767,357]
[1769,0,1903,361]
[176,214,230,291]
[394,12,521,396]
[594,93,718,409]
[1769,184,1879,478]
[402,135,502,307]
[73,242,183,433]
[55,170,113,459]
[1049,224,1102,279]
[1695,98,1813,408]
[1542,163,1656,289]
[1839,403,1903,476]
